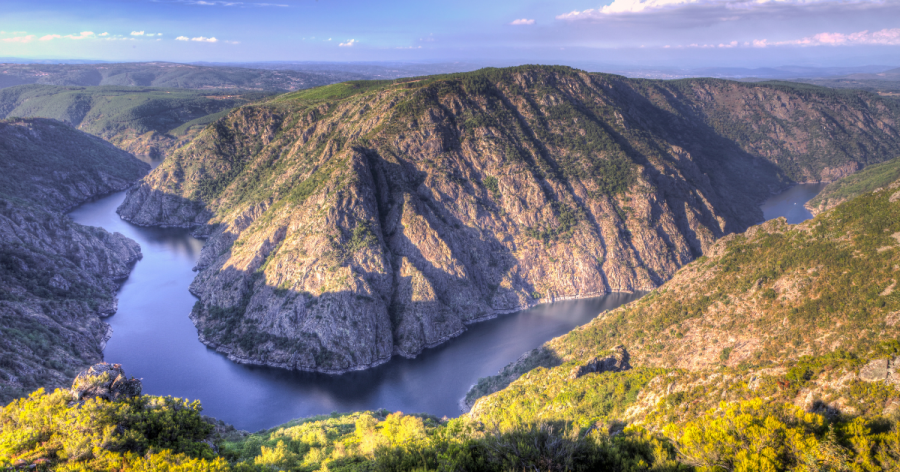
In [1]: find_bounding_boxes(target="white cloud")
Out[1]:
[224,40,240,44]
[763,28,900,47]
[176,36,189,41]
[191,36,218,42]
[65,31,95,39]
[396,45,422,49]
[1,34,35,43]
[339,39,356,47]
[38,31,97,41]
[99,32,109,36]
[131,31,145,36]
[556,0,886,21]
[510,18,535,25]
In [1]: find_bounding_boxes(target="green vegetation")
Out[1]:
[809,156,900,213]
[7,372,900,471]
[0,85,263,156]
[0,388,226,470]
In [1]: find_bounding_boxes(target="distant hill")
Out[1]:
[0,85,267,160]
[785,68,900,96]
[0,61,368,91]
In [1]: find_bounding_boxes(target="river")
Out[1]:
[67,183,824,431]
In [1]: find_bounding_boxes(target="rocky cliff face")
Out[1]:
[0,118,148,402]
[118,66,900,373]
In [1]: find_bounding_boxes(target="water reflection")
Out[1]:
[68,191,642,431]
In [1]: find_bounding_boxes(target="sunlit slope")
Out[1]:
[119,66,900,373]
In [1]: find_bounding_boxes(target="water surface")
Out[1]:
[760,183,828,224]
[69,191,641,431]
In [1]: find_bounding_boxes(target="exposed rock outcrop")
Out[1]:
[859,357,900,385]
[568,346,630,380]
[71,363,142,402]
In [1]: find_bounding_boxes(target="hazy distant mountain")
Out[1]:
[0,62,368,91]
[190,60,487,80]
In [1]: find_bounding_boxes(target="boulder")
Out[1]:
[71,363,142,402]
[859,356,900,385]
[568,346,631,380]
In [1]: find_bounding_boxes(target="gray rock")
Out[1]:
[859,356,900,384]
[568,346,631,380]
[71,363,142,402]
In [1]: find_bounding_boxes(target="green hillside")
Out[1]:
[0,85,263,159]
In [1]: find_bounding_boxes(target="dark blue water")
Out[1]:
[68,191,642,431]
[761,183,828,224]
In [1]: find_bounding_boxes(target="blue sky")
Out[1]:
[1,0,899,67]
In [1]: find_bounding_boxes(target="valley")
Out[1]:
[3,64,900,470]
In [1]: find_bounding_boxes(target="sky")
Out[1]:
[1,0,899,68]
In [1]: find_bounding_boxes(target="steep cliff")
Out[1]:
[118,66,900,372]
[0,118,148,402]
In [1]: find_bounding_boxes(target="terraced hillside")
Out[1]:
[118,66,900,373]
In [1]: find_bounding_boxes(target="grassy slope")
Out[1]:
[807,155,900,214]
[0,85,263,157]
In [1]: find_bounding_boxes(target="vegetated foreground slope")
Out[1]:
[118,66,900,373]
[0,85,267,160]
[807,155,900,215]
[0,62,369,91]
[0,118,148,402]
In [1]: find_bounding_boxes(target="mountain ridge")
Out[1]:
[118,66,900,373]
